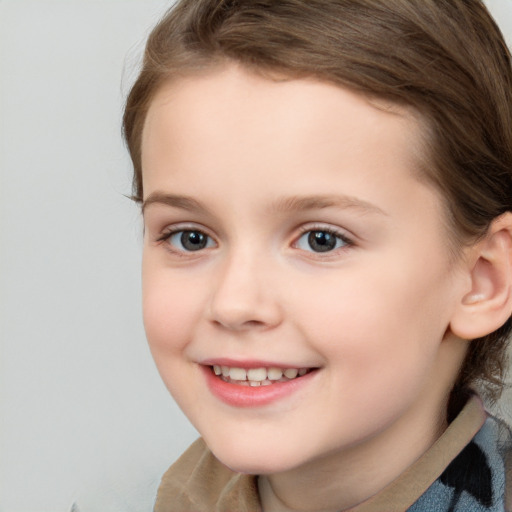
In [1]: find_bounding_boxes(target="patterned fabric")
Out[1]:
[409,415,512,512]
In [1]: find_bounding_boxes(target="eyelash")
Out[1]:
[156,225,217,257]
[155,224,354,256]
[294,225,354,254]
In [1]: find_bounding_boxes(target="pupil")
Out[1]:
[308,231,336,252]
[181,231,207,251]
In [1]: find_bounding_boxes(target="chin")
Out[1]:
[216,453,296,476]
[205,436,306,475]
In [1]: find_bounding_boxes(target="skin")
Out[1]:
[140,64,472,512]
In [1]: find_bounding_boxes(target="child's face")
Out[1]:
[141,65,468,475]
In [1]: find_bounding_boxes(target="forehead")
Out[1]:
[141,65,433,214]
[143,65,424,164]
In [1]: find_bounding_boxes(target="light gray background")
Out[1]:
[1,1,511,511]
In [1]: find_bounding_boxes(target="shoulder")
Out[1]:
[154,438,261,512]
[496,416,512,511]
[473,415,512,512]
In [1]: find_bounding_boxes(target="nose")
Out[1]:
[208,250,283,331]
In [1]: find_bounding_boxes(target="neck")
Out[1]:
[258,394,449,512]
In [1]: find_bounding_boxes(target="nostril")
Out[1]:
[245,320,266,328]
[213,318,267,331]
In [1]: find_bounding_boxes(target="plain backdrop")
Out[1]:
[0,1,511,511]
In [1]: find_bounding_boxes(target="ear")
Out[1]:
[450,213,512,340]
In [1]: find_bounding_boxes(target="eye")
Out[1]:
[296,229,351,253]
[166,230,215,252]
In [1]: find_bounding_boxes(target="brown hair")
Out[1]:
[123,0,512,402]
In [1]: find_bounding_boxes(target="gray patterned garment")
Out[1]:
[409,415,512,512]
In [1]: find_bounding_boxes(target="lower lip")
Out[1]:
[201,365,318,407]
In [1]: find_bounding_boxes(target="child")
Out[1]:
[123,0,512,510]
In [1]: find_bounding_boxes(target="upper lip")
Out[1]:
[200,357,316,369]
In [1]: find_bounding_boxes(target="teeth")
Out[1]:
[213,365,311,385]
[247,368,267,381]
[284,368,298,379]
[267,367,283,380]
[228,367,247,381]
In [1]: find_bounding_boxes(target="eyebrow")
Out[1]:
[142,192,386,217]
[270,194,387,216]
[142,192,210,215]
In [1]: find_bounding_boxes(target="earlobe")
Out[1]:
[450,213,512,340]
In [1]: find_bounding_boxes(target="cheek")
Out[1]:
[293,256,454,376]
[141,260,203,355]
[294,271,450,437]
[141,262,208,406]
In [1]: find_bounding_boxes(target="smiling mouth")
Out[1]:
[210,365,313,387]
